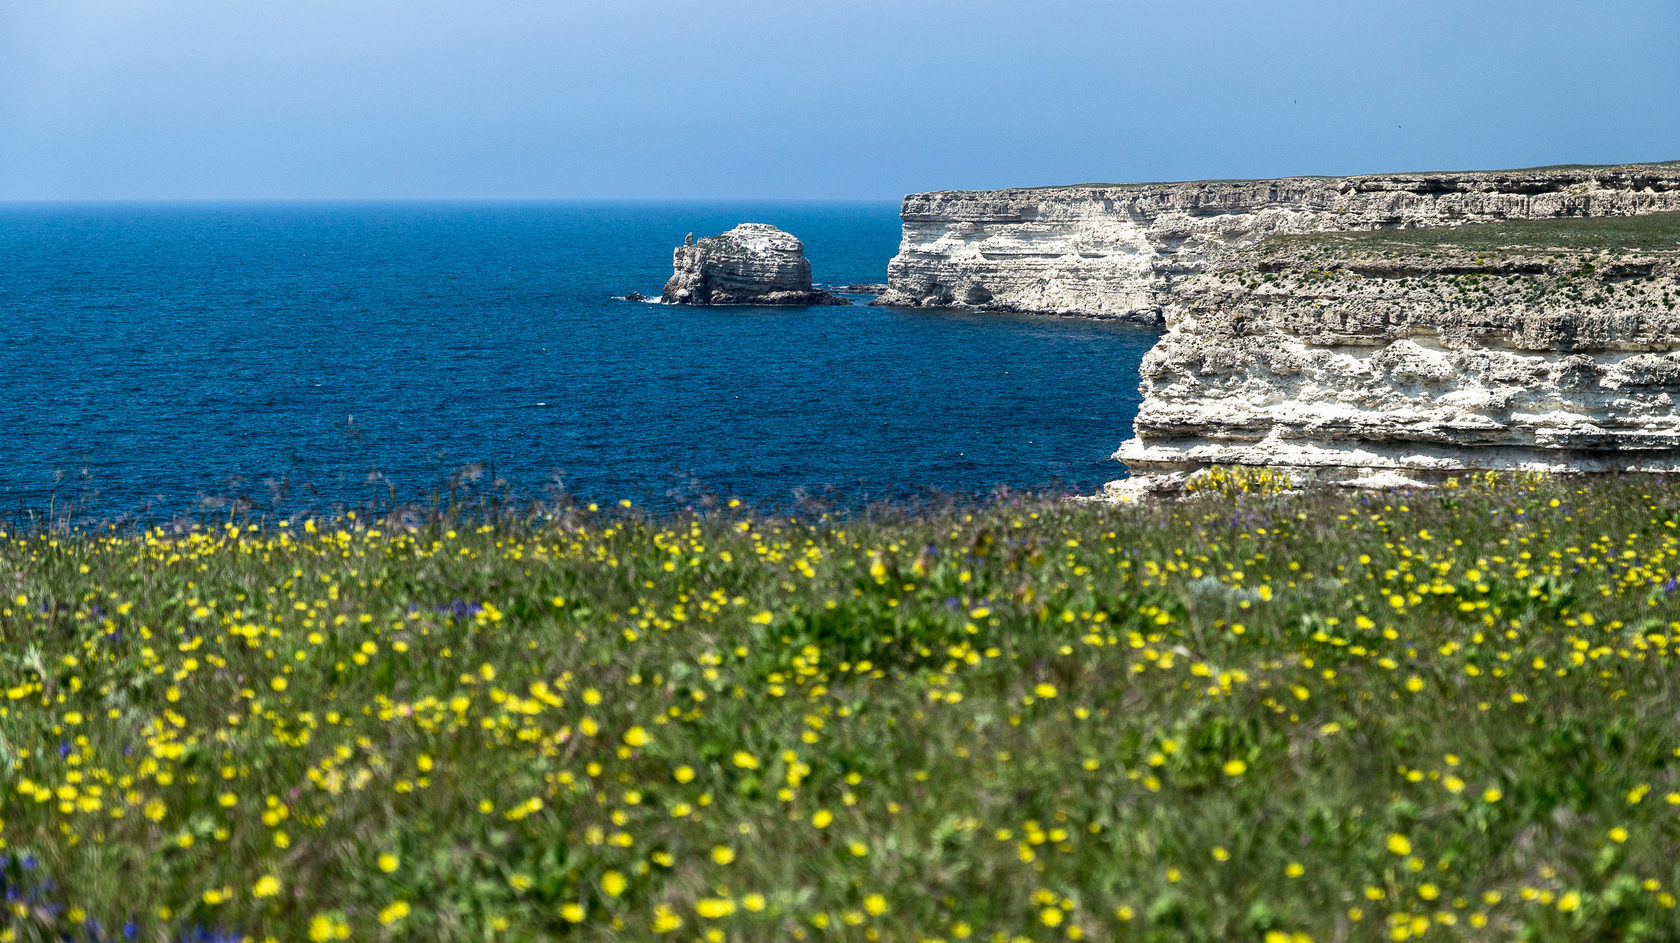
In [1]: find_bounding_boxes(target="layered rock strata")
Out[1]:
[881,162,1680,323]
[1114,213,1680,484]
[663,224,847,306]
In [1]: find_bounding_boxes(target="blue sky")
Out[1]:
[1,0,1675,200]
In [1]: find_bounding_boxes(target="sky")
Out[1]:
[0,0,1676,201]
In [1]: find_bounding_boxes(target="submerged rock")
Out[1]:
[662,224,849,306]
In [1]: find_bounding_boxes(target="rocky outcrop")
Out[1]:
[880,162,1680,323]
[663,224,848,306]
[1113,213,1680,484]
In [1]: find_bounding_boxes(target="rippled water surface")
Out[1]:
[0,202,1156,518]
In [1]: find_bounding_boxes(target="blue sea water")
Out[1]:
[0,202,1157,519]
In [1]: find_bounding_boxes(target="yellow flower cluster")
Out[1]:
[0,474,1677,940]
[1184,464,1295,496]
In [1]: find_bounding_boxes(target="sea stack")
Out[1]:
[663,223,848,306]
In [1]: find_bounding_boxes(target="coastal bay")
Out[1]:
[0,201,1153,519]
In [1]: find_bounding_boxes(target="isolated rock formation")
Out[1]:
[663,224,847,306]
[1113,213,1680,485]
[880,162,1680,323]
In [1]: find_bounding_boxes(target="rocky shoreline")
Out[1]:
[651,171,1680,492]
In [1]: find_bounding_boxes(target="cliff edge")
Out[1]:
[880,162,1680,324]
[1113,212,1680,485]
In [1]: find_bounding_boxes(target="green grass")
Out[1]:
[3,474,1680,942]
[1268,211,1680,257]
[948,160,1680,194]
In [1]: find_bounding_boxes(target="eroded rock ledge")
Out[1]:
[663,224,847,306]
[880,162,1680,323]
[1114,213,1680,485]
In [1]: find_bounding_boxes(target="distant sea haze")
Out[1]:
[0,202,1155,520]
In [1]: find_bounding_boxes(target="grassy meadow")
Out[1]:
[3,472,1680,942]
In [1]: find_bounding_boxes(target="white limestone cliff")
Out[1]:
[880,163,1680,324]
[1112,215,1680,487]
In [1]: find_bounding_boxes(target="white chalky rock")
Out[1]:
[880,163,1680,324]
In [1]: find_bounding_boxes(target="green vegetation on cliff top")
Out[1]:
[967,160,1680,194]
[1271,211,1680,258]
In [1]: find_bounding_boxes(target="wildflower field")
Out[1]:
[3,473,1680,942]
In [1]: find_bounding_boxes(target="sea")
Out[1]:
[0,202,1157,521]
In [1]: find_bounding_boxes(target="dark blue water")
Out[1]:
[0,202,1156,519]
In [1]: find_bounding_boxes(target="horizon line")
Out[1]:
[0,194,909,207]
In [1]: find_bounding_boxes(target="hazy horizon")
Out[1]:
[2,0,1676,202]
[0,196,907,206]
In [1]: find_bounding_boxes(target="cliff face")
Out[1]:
[881,163,1680,323]
[1114,213,1680,483]
[663,224,845,306]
